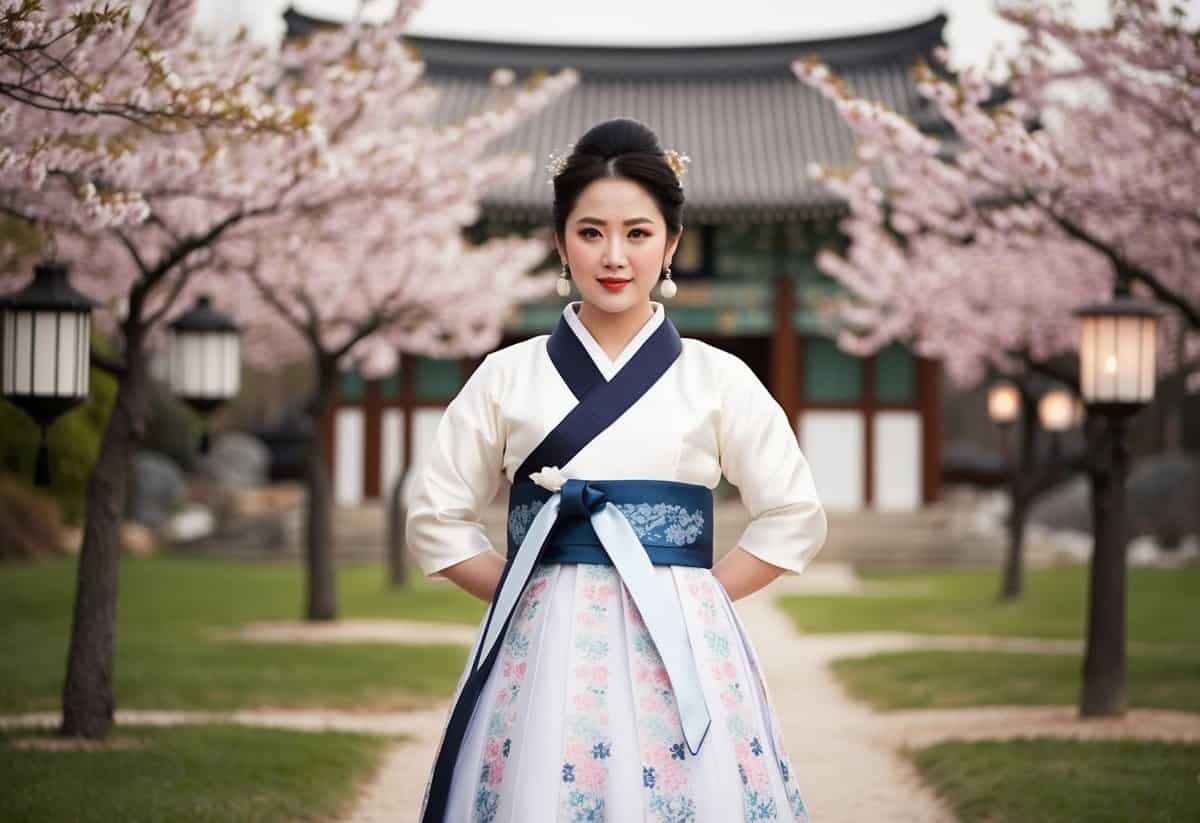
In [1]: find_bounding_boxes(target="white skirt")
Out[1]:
[420,562,812,823]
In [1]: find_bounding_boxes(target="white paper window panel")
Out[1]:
[334,408,364,506]
[872,411,922,512]
[381,409,404,500]
[798,410,864,512]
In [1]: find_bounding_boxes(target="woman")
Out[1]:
[407,117,828,823]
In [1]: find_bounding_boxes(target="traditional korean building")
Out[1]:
[290,11,948,512]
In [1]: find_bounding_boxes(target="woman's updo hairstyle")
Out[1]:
[552,117,685,241]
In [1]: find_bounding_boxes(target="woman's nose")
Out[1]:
[602,238,627,267]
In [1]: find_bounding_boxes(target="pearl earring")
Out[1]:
[556,260,572,297]
[659,264,677,299]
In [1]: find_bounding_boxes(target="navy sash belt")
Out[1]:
[506,477,714,567]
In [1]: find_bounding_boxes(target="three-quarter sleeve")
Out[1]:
[717,355,828,575]
[405,353,507,578]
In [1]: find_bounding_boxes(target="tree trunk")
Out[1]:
[60,325,149,739]
[999,387,1038,601]
[304,357,338,621]
[387,467,409,587]
[1080,416,1129,717]
[1000,492,1028,600]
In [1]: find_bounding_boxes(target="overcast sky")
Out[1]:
[199,1,1195,76]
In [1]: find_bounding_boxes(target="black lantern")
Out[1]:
[166,295,241,452]
[0,261,97,485]
[1073,289,1164,415]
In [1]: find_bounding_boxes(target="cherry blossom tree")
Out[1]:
[0,0,575,737]
[0,0,313,742]
[197,14,576,622]
[794,0,1198,717]
[0,0,301,230]
[218,204,564,621]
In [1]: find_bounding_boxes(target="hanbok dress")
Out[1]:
[406,300,828,823]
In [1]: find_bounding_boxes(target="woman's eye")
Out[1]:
[579,228,600,238]
[629,228,649,238]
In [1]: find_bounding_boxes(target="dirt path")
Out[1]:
[736,583,959,822]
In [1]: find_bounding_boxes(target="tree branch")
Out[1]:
[1051,213,1200,329]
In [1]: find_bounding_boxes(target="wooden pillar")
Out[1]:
[401,352,415,475]
[770,274,798,425]
[917,355,943,503]
[862,355,877,508]
[362,378,383,500]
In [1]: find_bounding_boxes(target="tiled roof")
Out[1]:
[414,16,948,222]
[285,11,948,222]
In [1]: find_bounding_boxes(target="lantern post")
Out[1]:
[1073,284,1164,716]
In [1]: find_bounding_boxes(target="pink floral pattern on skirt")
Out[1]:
[421,562,813,822]
[557,564,618,821]
[721,582,812,822]
[622,582,700,822]
[685,568,798,822]
[471,565,553,823]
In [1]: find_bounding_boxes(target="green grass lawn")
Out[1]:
[832,650,1200,712]
[909,739,1200,823]
[0,554,485,713]
[778,565,1200,649]
[0,724,393,823]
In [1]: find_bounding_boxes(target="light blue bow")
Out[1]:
[478,479,713,756]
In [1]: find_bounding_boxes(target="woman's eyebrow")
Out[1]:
[576,216,654,226]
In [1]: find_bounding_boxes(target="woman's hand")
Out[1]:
[712,546,787,601]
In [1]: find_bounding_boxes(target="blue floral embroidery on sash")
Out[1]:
[508,500,705,547]
[508,500,545,546]
[614,503,705,546]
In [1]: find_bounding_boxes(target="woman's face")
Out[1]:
[556,177,680,316]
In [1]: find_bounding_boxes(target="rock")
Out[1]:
[1126,451,1200,550]
[160,504,215,543]
[1127,534,1200,567]
[194,432,269,488]
[120,521,158,556]
[1031,451,1200,548]
[0,475,63,561]
[128,451,185,528]
[1029,476,1090,533]
[58,526,83,555]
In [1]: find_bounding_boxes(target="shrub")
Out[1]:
[0,362,117,524]
[0,474,64,560]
